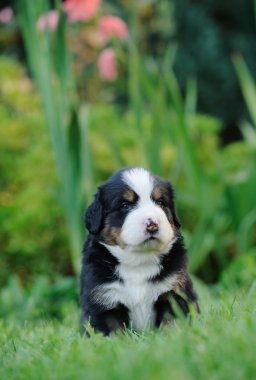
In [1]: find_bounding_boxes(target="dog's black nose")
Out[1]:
[146,218,159,234]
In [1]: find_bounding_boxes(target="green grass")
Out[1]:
[1,283,256,380]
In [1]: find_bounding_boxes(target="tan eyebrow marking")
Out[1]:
[151,185,171,205]
[122,189,137,203]
[151,186,163,201]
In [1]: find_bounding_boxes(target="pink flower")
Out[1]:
[63,0,101,22]
[37,10,59,32]
[98,48,118,81]
[0,7,13,24]
[99,15,128,43]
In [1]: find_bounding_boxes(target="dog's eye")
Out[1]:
[155,199,166,208]
[121,201,133,211]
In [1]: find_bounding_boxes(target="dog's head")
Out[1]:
[85,167,181,254]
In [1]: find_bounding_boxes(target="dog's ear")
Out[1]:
[171,203,181,228]
[166,181,181,228]
[84,190,104,235]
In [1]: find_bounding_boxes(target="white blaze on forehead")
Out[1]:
[122,168,154,200]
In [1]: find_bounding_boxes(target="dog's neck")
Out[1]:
[101,238,177,266]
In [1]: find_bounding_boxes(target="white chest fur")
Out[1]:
[93,249,178,330]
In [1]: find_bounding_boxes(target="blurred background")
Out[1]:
[1,0,256,323]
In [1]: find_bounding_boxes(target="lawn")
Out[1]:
[1,282,255,380]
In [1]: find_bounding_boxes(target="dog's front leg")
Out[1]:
[83,304,130,336]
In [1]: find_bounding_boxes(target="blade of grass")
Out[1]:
[233,54,256,126]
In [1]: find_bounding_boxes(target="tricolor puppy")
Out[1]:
[80,167,199,335]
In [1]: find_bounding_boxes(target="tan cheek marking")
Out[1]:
[101,223,122,246]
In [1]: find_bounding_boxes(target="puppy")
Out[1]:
[80,167,199,335]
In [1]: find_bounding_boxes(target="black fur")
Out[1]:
[85,191,104,235]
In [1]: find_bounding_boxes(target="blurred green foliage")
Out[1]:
[220,249,256,289]
[173,0,256,130]
[0,57,71,285]
[1,49,256,291]
[0,275,77,323]
[108,0,256,142]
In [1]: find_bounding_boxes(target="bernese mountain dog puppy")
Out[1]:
[80,167,199,335]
